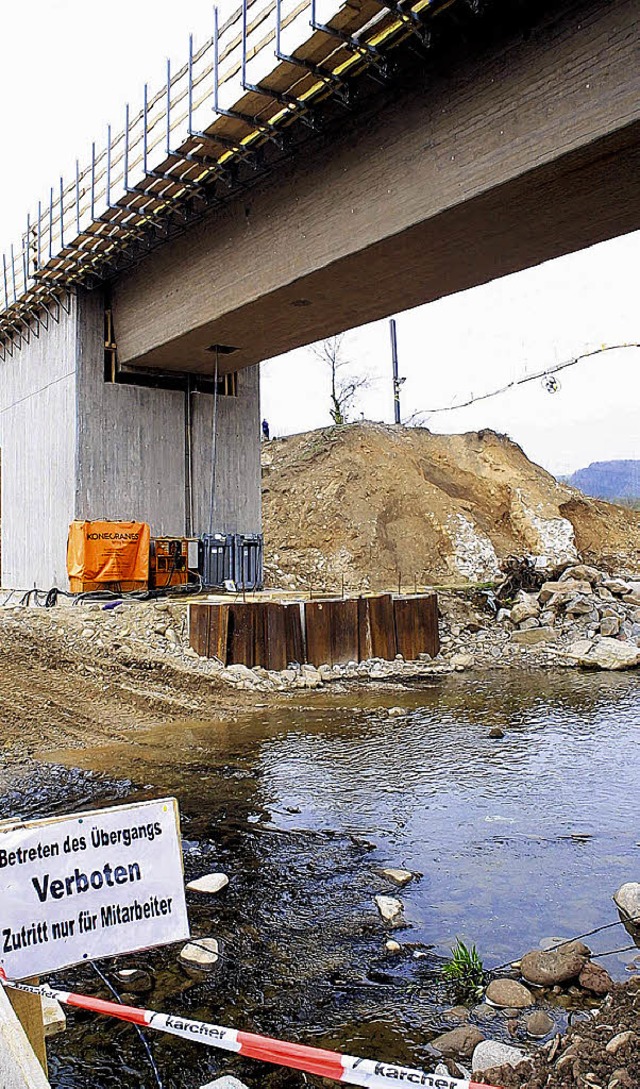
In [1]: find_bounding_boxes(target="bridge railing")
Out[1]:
[0,0,431,355]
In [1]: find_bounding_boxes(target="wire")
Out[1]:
[489,912,640,973]
[90,962,164,1089]
[420,343,640,416]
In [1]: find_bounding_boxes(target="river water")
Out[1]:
[4,670,639,1088]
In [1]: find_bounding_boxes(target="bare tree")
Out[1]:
[311,334,369,425]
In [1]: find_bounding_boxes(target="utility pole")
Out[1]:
[389,318,405,424]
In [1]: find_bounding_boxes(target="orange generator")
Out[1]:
[149,537,200,590]
[67,521,151,593]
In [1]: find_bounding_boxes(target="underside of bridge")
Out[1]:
[110,0,640,378]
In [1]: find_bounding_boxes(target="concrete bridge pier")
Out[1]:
[0,290,261,590]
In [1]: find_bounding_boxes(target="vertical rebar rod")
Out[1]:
[143,84,149,175]
[24,217,30,284]
[37,201,42,270]
[213,7,220,112]
[59,176,65,249]
[10,244,17,303]
[3,253,9,309]
[276,0,282,55]
[166,58,171,155]
[75,159,81,235]
[242,0,248,86]
[91,142,96,220]
[124,103,130,189]
[48,187,54,259]
[107,124,112,207]
[188,35,194,130]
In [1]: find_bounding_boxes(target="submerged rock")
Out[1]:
[524,1010,555,1038]
[113,967,154,994]
[179,937,220,969]
[374,895,404,923]
[431,1024,485,1058]
[379,867,414,887]
[488,727,505,739]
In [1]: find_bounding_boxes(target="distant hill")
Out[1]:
[563,460,640,501]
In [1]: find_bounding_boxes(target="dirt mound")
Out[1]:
[261,424,640,590]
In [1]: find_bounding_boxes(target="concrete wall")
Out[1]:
[0,302,77,589]
[76,289,260,538]
[191,364,262,535]
[0,289,260,589]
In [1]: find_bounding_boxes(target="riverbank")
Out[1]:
[0,558,639,757]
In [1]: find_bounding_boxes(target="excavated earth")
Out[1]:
[261,424,640,591]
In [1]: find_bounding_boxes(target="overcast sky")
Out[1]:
[1,2,638,477]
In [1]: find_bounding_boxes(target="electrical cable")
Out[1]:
[420,343,640,417]
[90,962,164,1089]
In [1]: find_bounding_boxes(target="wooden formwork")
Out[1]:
[189,593,439,668]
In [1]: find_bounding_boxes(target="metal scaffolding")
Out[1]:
[0,0,454,359]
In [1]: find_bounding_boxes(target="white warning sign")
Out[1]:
[0,798,190,979]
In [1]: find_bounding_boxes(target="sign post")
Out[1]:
[0,796,190,1066]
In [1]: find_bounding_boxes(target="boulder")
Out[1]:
[374,895,404,923]
[624,589,640,606]
[564,595,597,616]
[603,578,632,595]
[510,599,540,625]
[385,940,401,954]
[520,948,587,986]
[566,638,640,671]
[431,1025,485,1058]
[485,979,533,1009]
[614,883,640,942]
[578,961,613,995]
[518,617,541,631]
[600,616,621,638]
[539,580,592,604]
[471,1040,527,1073]
[524,1011,554,1038]
[387,707,407,718]
[186,873,229,895]
[488,727,505,739]
[559,565,602,585]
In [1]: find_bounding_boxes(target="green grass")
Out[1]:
[443,939,485,1000]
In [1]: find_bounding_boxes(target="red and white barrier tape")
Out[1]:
[0,974,502,1089]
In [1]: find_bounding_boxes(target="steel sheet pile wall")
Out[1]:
[189,593,439,667]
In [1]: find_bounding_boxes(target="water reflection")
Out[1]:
[26,669,640,1087]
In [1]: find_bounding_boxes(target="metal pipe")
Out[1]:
[10,244,17,303]
[390,318,401,425]
[213,6,220,112]
[76,159,81,235]
[184,375,193,536]
[37,201,42,270]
